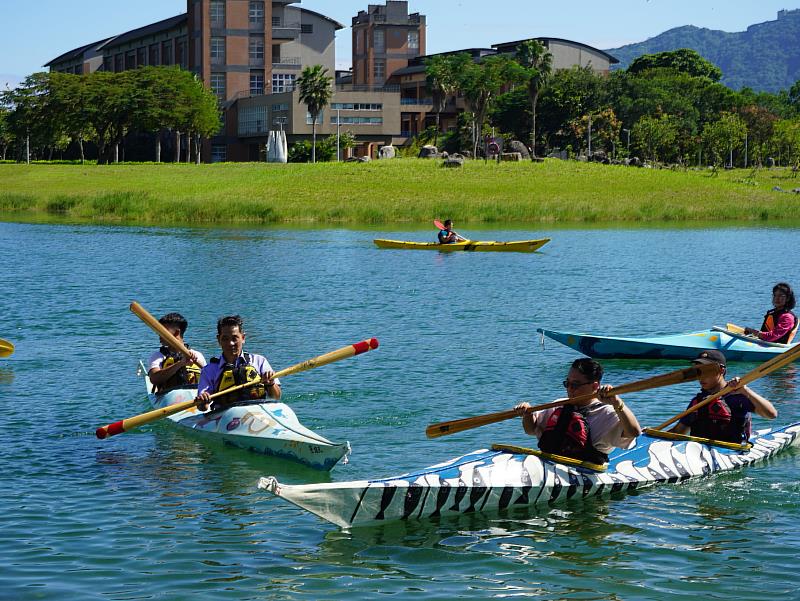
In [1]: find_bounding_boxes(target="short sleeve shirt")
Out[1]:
[197,352,280,395]
[529,401,637,455]
[148,349,207,372]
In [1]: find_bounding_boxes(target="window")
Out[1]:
[373,29,385,53]
[125,51,136,70]
[272,16,281,26]
[103,56,113,72]
[331,116,383,125]
[162,41,173,65]
[271,103,289,111]
[210,37,225,63]
[210,73,226,99]
[250,1,265,24]
[306,111,324,125]
[239,105,268,135]
[114,54,124,72]
[211,144,227,163]
[373,59,385,81]
[250,71,265,96]
[137,47,146,67]
[272,73,296,93]
[301,24,313,34]
[249,36,264,61]
[408,31,419,50]
[149,44,160,66]
[210,1,225,26]
[177,39,187,68]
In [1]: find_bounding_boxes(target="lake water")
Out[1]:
[1,221,799,600]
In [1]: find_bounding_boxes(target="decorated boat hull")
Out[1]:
[259,423,800,528]
[374,238,550,253]
[537,327,798,362]
[141,364,349,471]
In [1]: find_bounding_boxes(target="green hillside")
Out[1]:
[606,9,800,92]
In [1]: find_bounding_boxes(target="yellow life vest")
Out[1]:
[156,347,201,392]
[213,353,266,403]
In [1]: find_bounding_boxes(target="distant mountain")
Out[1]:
[605,9,800,93]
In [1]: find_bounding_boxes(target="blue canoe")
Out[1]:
[259,422,800,528]
[537,327,798,362]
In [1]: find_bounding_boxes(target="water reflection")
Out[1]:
[0,368,14,385]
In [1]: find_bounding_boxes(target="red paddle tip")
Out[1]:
[369,338,379,349]
[96,427,108,439]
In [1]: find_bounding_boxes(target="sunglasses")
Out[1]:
[563,379,592,389]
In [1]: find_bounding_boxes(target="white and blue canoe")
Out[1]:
[140,363,350,471]
[537,326,798,363]
[258,422,800,528]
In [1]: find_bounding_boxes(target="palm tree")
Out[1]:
[516,40,552,159]
[425,54,468,146]
[296,65,333,163]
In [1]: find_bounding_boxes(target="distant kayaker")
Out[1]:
[196,315,281,411]
[669,350,777,443]
[744,282,798,344]
[438,219,466,244]
[148,312,207,393]
[513,358,642,464]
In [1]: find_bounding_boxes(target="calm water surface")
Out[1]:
[1,222,799,600]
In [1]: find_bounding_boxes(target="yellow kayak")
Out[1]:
[373,238,550,253]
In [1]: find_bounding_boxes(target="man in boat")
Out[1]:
[513,358,642,464]
[148,312,206,393]
[669,350,777,443]
[744,282,798,344]
[196,315,281,411]
[438,219,466,244]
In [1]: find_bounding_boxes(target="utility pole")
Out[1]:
[587,115,592,157]
[336,108,341,161]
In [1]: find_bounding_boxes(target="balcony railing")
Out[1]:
[401,97,433,105]
[272,56,301,67]
[335,84,400,93]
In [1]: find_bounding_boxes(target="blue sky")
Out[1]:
[1,0,797,89]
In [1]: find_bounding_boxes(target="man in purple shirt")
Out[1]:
[197,315,281,411]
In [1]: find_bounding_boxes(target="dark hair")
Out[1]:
[571,357,603,383]
[444,219,453,227]
[159,313,188,336]
[217,315,245,335]
[773,282,796,311]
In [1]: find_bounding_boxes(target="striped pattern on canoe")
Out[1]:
[140,363,350,471]
[259,422,800,528]
[374,238,550,253]
[537,327,799,363]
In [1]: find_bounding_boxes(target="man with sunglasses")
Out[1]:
[513,358,641,464]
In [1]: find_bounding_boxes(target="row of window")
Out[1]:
[101,39,187,73]
[209,72,297,99]
[332,116,384,125]
[330,103,383,111]
[355,29,419,53]
[210,36,293,63]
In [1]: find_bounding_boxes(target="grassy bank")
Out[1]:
[1,159,799,225]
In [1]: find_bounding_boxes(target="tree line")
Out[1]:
[0,67,220,164]
[426,45,800,169]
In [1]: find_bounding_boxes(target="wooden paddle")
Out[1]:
[425,363,720,439]
[0,338,14,358]
[651,338,800,431]
[130,301,195,358]
[726,322,746,335]
[96,337,379,439]
[433,219,467,242]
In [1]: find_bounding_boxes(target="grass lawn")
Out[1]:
[1,159,799,225]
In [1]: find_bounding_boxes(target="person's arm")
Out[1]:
[149,350,205,386]
[261,370,282,400]
[728,377,778,419]
[599,386,641,438]
[753,313,795,342]
[514,402,546,436]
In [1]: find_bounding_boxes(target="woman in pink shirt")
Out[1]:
[744,282,798,344]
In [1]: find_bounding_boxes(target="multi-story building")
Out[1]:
[46,1,400,161]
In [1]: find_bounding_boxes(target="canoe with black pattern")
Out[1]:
[258,422,800,528]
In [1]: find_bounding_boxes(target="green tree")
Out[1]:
[702,112,747,169]
[459,54,522,157]
[425,53,470,146]
[569,107,621,156]
[0,108,13,160]
[628,49,723,81]
[296,65,333,163]
[771,118,800,169]
[739,105,777,167]
[515,39,553,158]
[632,114,680,163]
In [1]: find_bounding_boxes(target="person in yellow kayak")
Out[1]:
[147,312,206,393]
[513,358,641,465]
[438,219,467,244]
[197,315,281,411]
[744,282,798,344]
[669,350,777,443]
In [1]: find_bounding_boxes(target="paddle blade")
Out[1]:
[426,409,519,438]
[0,338,14,358]
[726,322,746,335]
[433,219,445,230]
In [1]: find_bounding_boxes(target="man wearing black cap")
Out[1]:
[669,350,777,443]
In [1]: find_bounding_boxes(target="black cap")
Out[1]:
[693,349,726,367]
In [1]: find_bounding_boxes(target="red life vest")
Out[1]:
[760,309,798,344]
[538,405,609,464]
[687,394,749,443]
